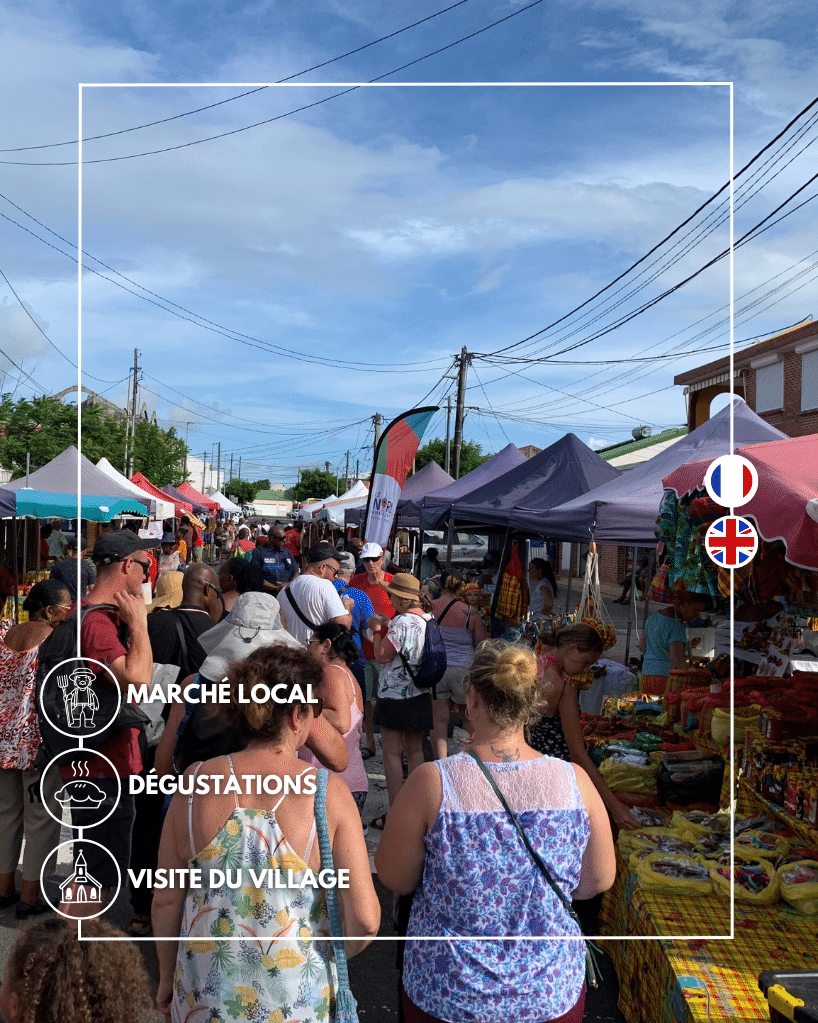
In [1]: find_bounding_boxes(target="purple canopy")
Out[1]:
[163,484,208,516]
[452,433,621,532]
[419,444,527,530]
[397,461,455,526]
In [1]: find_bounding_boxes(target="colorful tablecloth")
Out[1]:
[599,853,818,1023]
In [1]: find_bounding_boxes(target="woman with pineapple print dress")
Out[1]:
[153,644,380,1023]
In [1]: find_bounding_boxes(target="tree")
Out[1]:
[225,478,256,505]
[413,438,488,477]
[292,468,337,504]
[0,394,186,486]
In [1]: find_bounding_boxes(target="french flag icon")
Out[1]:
[705,455,759,508]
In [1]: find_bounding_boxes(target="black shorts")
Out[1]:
[375,693,433,733]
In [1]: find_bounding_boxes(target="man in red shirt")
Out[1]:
[352,542,395,757]
[61,529,158,917]
[283,520,303,567]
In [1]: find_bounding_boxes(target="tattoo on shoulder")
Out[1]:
[490,744,520,762]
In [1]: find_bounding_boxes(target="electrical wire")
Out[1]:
[0,0,544,167]
[0,0,477,153]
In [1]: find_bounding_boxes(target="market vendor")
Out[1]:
[638,590,712,696]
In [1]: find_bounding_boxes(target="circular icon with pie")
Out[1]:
[55,779,107,810]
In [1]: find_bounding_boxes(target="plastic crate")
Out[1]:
[759,971,818,1022]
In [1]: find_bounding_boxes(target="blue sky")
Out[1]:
[1,0,816,486]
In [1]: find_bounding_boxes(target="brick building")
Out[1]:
[674,319,818,437]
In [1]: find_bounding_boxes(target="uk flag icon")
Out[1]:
[705,516,758,568]
[705,455,759,507]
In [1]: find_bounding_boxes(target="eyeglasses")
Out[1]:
[322,563,339,576]
[51,603,72,611]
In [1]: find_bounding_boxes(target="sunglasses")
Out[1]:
[132,558,151,581]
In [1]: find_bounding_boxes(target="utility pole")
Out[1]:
[345,450,350,490]
[217,442,221,492]
[373,413,383,455]
[238,456,241,482]
[127,349,139,476]
[452,346,469,479]
[229,453,233,490]
[445,394,452,474]
[355,458,359,481]
[122,368,132,475]
[202,451,206,492]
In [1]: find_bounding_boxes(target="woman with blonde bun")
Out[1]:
[375,640,615,1023]
[154,643,380,1023]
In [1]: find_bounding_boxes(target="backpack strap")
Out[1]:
[173,676,200,775]
[282,585,318,632]
[436,599,459,626]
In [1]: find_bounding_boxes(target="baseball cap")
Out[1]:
[304,541,344,564]
[335,552,356,573]
[92,530,160,565]
[360,542,384,560]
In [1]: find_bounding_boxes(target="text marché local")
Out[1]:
[127,682,319,705]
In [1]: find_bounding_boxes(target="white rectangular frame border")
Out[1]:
[77,79,735,942]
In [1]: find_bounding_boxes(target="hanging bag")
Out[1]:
[314,768,360,1023]
[465,748,599,988]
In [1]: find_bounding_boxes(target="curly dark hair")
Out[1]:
[222,643,324,740]
[5,918,152,1023]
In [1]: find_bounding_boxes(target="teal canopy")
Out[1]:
[9,490,146,521]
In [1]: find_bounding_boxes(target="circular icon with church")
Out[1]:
[40,840,121,920]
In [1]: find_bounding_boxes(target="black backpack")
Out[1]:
[397,613,448,692]
[172,676,249,774]
[35,604,149,760]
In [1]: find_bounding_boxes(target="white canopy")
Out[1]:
[96,457,175,520]
[297,495,338,520]
[209,489,242,513]
[316,481,370,527]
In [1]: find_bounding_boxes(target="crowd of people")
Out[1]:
[0,514,626,1023]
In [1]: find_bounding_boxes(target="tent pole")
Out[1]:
[623,546,639,664]
[564,548,574,615]
[12,517,18,625]
[445,520,454,571]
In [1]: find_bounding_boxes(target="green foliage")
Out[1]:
[225,478,256,505]
[253,479,270,492]
[0,394,187,487]
[413,437,488,477]
[292,468,337,504]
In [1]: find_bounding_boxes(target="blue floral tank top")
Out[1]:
[403,752,590,1022]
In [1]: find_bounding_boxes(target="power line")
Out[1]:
[480,94,818,359]
[0,0,544,166]
[0,1,477,153]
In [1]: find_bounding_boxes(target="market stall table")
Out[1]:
[599,853,818,1023]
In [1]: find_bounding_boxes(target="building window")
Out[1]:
[755,361,783,413]
[802,350,818,411]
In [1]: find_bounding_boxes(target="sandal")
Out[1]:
[128,914,153,937]
[360,748,376,761]
[370,813,388,831]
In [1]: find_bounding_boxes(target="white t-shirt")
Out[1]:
[378,612,429,700]
[279,574,347,645]
[528,577,554,620]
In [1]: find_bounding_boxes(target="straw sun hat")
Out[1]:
[381,572,421,603]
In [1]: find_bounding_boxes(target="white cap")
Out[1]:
[360,542,384,559]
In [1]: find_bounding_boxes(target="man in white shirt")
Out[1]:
[278,541,352,644]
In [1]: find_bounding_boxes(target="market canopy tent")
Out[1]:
[177,481,221,515]
[396,461,454,527]
[419,443,528,530]
[11,490,143,521]
[297,495,338,521]
[3,445,152,515]
[162,484,207,516]
[316,481,369,528]
[97,458,175,520]
[538,401,787,543]
[450,433,622,532]
[210,490,241,514]
[132,473,193,517]
[663,433,818,570]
